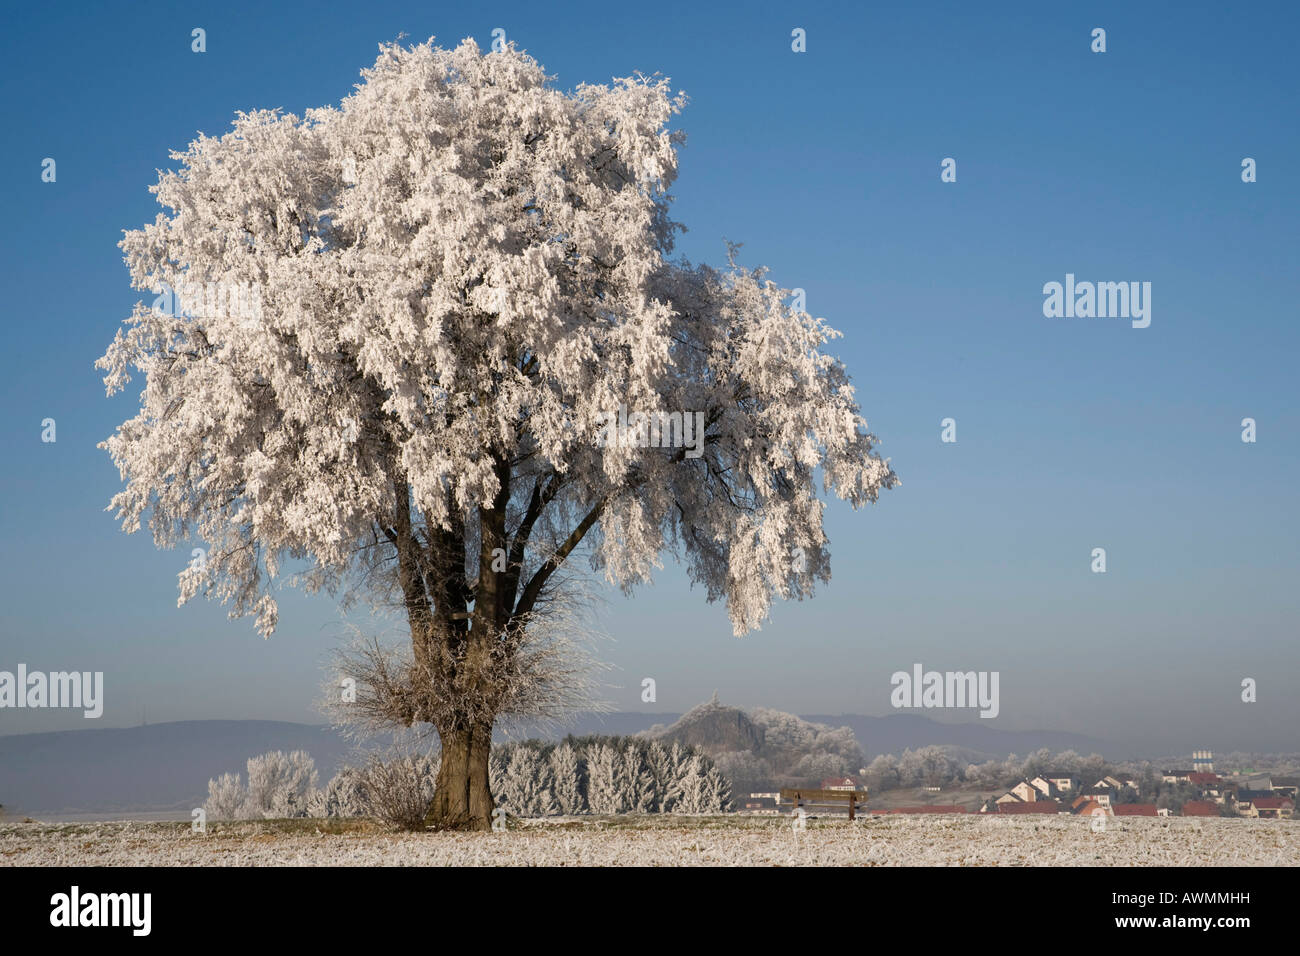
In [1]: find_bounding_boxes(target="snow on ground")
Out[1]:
[1,815,1294,866]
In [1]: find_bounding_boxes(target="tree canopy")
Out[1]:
[99,37,896,645]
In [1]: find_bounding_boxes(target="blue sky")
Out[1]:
[1,0,1296,755]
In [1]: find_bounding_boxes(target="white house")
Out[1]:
[1081,786,1113,808]
[1040,772,1081,793]
[1001,780,1047,804]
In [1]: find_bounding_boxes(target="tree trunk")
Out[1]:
[425,720,495,830]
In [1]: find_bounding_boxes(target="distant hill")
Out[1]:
[646,694,765,755]
[0,720,358,818]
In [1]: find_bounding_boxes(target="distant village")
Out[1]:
[742,751,1297,819]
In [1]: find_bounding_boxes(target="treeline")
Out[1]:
[863,746,1141,793]
[202,735,732,829]
[710,707,865,794]
[492,736,732,815]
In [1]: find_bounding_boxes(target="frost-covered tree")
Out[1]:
[532,751,558,816]
[204,772,247,821]
[1052,749,1082,773]
[585,743,627,814]
[703,765,732,812]
[1076,753,1109,784]
[745,708,865,786]
[646,741,680,813]
[658,742,696,813]
[864,753,901,792]
[497,745,532,814]
[916,746,957,787]
[791,751,847,785]
[1019,748,1054,782]
[311,767,369,818]
[549,742,584,814]
[674,754,709,814]
[712,750,772,798]
[98,38,896,830]
[625,743,656,813]
[245,750,319,818]
[500,745,556,816]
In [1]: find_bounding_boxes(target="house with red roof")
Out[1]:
[1244,797,1293,820]
[1080,785,1114,808]
[998,799,1064,814]
[1270,778,1298,800]
[1113,804,1159,816]
[1187,772,1224,802]
[1180,801,1218,817]
[1073,798,1111,818]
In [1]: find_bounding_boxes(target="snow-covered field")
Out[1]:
[2,815,1295,866]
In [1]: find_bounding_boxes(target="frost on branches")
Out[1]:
[100,37,896,830]
[491,736,730,816]
[203,737,728,827]
[202,750,319,820]
[205,749,439,830]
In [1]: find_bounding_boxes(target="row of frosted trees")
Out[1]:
[491,736,732,816]
[204,736,732,826]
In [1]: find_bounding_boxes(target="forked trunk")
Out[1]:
[425,720,495,830]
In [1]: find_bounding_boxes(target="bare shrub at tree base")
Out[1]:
[357,752,439,831]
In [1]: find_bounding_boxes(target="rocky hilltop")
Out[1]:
[647,692,765,756]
